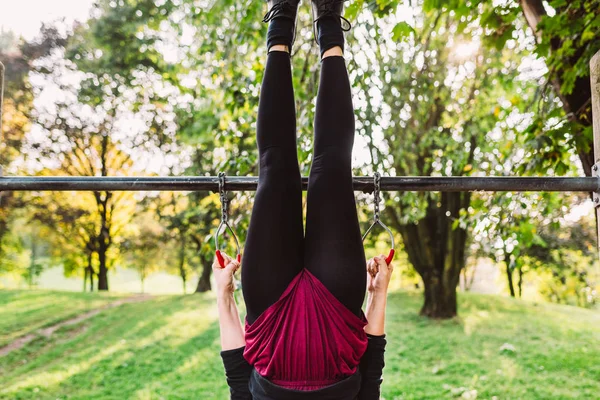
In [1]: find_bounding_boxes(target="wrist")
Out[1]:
[217,291,235,303]
[367,288,388,298]
[366,292,387,308]
[365,324,385,336]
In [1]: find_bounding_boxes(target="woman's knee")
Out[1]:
[310,148,352,174]
[259,146,298,169]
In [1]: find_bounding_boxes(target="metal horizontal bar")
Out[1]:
[1,176,598,193]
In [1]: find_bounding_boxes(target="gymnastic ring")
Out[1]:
[362,219,395,265]
[214,173,242,268]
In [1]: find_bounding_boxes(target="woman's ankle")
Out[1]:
[321,46,343,59]
[268,44,290,54]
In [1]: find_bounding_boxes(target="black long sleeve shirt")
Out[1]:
[220,334,386,400]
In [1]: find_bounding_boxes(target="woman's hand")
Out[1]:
[213,251,240,298]
[367,254,393,294]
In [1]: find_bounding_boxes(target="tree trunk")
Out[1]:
[467,264,477,290]
[506,262,516,297]
[96,193,111,291]
[86,253,93,292]
[89,268,94,292]
[392,192,470,319]
[518,268,524,298]
[83,267,88,292]
[461,263,477,291]
[28,237,39,288]
[179,232,187,294]
[195,259,212,293]
[421,270,458,318]
[97,245,108,291]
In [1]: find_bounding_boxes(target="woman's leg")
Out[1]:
[241,50,304,325]
[304,48,366,317]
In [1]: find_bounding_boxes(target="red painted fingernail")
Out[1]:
[385,249,395,265]
[216,250,225,268]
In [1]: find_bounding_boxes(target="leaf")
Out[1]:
[345,0,364,20]
[392,22,415,42]
[452,219,460,230]
[423,0,443,13]
[580,29,595,45]
[554,160,568,176]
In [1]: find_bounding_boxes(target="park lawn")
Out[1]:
[0,290,125,347]
[0,290,599,399]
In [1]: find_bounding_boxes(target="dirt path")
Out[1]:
[0,294,152,357]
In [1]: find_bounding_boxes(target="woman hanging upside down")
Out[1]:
[214,0,393,398]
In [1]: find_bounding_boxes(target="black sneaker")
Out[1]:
[263,0,302,50]
[310,0,351,41]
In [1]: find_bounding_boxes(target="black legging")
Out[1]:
[241,52,366,325]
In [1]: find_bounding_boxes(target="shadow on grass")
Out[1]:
[382,291,600,399]
[1,295,228,400]
[4,290,600,399]
[57,321,224,399]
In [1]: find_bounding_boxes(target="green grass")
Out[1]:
[0,289,599,399]
[0,290,125,347]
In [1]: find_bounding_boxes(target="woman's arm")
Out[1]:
[364,291,387,336]
[215,253,245,350]
[358,334,386,400]
[214,252,252,399]
[359,255,392,399]
[364,255,392,335]
[217,292,246,349]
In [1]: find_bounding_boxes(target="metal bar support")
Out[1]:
[591,50,600,254]
[0,176,598,193]
[0,61,5,201]
[0,61,5,180]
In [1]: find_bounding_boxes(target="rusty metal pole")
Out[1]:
[0,62,4,138]
[590,50,600,256]
[0,61,5,202]
[0,176,599,192]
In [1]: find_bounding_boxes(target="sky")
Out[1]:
[0,0,95,40]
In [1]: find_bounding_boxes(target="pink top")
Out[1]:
[243,268,368,391]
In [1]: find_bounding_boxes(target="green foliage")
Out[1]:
[0,227,28,276]
[120,212,170,292]
[534,249,600,308]
[0,26,68,270]
[2,0,598,315]
[0,219,51,287]
[535,0,600,95]
[1,289,599,398]
[392,21,415,41]
[527,214,600,307]
[344,2,536,316]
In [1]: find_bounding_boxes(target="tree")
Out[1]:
[55,0,325,296]
[529,216,599,307]
[61,0,217,292]
[24,40,147,290]
[516,0,600,175]
[471,192,555,297]
[397,0,600,176]
[29,98,138,290]
[31,189,100,290]
[348,6,529,317]
[0,27,66,268]
[121,212,167,293]
[0,216,48,285]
